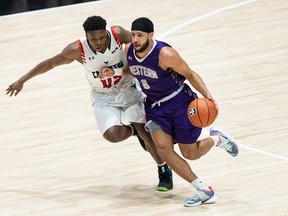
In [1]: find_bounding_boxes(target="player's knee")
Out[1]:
[182,150,201,160]
[103,133,119,143]
[156,147,166,159]
[103,127,122,143]
[155,143,171,159]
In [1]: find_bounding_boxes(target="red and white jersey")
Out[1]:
[77,26,131,93]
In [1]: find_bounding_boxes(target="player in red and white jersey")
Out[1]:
[6,16,173,191]
[77,21,145,134]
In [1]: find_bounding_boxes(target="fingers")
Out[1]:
[207,97,219,115]
[215,104,219,115]
[5,87,12,96]
[6,89,15,97]
[99,67,115,78]
[14,90,19,96]
[122,66,131,76]
[10,91,15,97]
[213,99,219,115]
[6,85,19,97]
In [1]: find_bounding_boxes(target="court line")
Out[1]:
[158,0,288,162]
[157,0,258,40]
[3,0,286,162]
[236,142,288,161]
[202,130,288,162]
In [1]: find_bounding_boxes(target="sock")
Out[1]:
[210,135,220,146]
[158,162,168,173]
[191,178,210,191]
[128,124,137,136]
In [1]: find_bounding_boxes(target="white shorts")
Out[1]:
[90,78,146,134]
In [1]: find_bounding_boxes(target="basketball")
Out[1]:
[187,98,217,128]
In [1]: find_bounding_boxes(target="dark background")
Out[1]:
[0,0,96,16]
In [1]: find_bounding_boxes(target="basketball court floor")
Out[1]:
[0,0,287,215]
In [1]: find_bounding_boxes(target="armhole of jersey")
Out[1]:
[111,26,122,49]
[77,39,86,64]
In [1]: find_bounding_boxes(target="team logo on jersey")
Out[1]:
[104,61,108,65]
[92,71,100,78]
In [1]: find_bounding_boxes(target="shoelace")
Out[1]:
[187,190,202,202]
[219,139,233,151]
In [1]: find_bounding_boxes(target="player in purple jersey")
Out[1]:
[6,16,173,192]
[124,17,239,207]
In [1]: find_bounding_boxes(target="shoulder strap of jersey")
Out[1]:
[110,26,122,49]
[77,39,86,64]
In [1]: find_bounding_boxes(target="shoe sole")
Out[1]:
[157,187,173,192]
[184,194,218,207]
[203,194,218,204]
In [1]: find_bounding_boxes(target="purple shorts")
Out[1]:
[145,85,202,144]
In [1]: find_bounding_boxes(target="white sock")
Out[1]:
[158,162,167,173]
[128,124,134,136]
[210,135,220,146]
[191,178,210,191]
[158,162,166,167]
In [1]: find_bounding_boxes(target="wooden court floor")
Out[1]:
[0,0,287,215]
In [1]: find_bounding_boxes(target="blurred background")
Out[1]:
[0,0,97,15]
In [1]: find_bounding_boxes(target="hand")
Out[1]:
[121,66,132,76]
[206,93,219,115]
[6,80,24,96]
[210,97,219,115]
[99,67,115,79]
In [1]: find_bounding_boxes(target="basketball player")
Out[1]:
[6,16,173,191]
[124,17,239,207]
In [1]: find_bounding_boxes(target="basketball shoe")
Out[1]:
[184,186,217,207]
[210,127,239,157]
[157,167,173,191]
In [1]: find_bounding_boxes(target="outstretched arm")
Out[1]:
[6,42,79,96]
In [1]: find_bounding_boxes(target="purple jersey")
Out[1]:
[127,40,187,102]
[127,40,201,144]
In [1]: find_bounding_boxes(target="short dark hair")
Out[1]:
[83,16,107,32]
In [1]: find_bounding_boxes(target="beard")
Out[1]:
[134,39,149,53]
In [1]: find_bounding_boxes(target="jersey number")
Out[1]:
[140,79,150,89]
[101,75,122,88]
